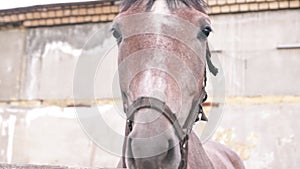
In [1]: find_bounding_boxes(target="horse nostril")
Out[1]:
[129,136,170,159]
[142,160,155,168]
[165,140,176,160]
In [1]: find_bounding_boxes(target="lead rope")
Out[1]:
[179,135,189,169]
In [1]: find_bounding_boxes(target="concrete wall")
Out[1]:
[1,10,299,100]
[0,9,299,169]
[209,9,300,96]
[0,23,118,101]
[216,104,299,169]
[0,106,122,167]
[0,30,25,100]
[0,103,298,169]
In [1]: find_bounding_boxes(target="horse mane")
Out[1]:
[121,0,208,13]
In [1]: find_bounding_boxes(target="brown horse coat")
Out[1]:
[187,132,245,169]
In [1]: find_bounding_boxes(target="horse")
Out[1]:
[112,0,246,168]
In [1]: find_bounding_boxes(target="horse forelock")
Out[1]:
[121,0,208,13]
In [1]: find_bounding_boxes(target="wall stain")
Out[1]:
[213,128,258,160]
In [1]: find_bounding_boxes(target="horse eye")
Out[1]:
[202,26,212,37]
[111,28,122,44]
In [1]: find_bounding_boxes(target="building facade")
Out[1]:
[0,0,299,168]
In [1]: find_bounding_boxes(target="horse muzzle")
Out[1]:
[125,108,182,169]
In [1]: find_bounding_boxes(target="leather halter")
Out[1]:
[122,85,208,169]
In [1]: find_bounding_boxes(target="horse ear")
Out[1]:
[206,43,218,76]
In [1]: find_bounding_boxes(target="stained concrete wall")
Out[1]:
[0,30,25,100]
[0,103,298,169]
[0,23,118,101]
[1,10,300,100]
[209,9,300,96]
[0,9,299,169]
[21,23,118,100]
[216,104,299,169]
[0,106,122,167]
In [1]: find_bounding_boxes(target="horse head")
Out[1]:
[112,0,217,168]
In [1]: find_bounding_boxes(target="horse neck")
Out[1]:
[187,131,215,169]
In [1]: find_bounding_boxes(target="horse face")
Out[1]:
[112,0,211,168]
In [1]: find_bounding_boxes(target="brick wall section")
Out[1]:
[208,0,300,14]
[0,0,299,28]
[0,0,121,29]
